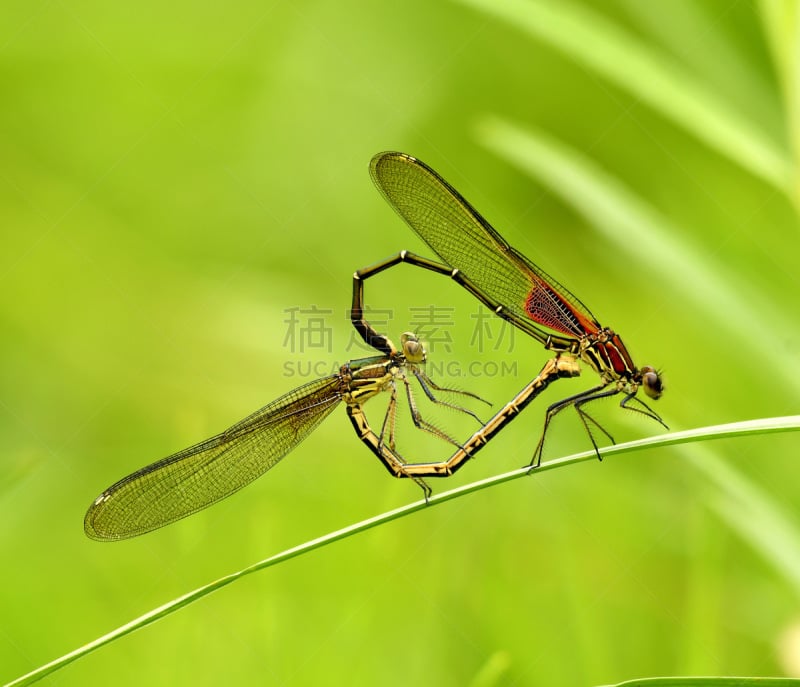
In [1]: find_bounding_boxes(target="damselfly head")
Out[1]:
[399,331,426,364]
[640,365,663,400]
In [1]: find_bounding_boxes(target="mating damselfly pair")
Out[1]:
[85,152,666,541]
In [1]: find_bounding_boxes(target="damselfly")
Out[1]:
[85,331,506,540]
[352,152,667,466]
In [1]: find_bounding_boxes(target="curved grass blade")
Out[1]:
[7,416,800,686]
[605,677,799,686]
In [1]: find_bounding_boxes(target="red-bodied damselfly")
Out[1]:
[352,152,666,468]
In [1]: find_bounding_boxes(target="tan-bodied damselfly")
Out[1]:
[85,328,576,540]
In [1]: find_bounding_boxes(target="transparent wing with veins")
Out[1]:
[84,376,343,541]
[370,151,601,341]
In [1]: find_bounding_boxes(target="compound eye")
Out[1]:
[640,366,663,400]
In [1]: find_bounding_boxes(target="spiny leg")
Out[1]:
[401,372,464,449]
[620,393,669,430]
[379,380,399,452]
[572,389,622,460]
[563,387,667,463]
[414,367,491,406]
[573,405,616,454]
[381,395,432,499]
[529,382,610,469]
[411,367,487,426]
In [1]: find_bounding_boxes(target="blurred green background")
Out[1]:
[2,0,800,684]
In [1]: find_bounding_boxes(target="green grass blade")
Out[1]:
[6,416,800,686]
[456,0,793,192]
[604,677,800,686]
